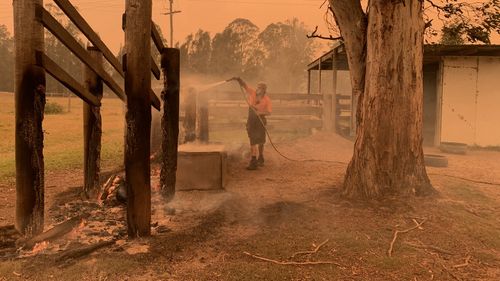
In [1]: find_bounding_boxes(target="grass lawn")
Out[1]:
[1,91,311,185]
[0,92,125,185]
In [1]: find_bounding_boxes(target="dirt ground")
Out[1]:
[1,132,499,280]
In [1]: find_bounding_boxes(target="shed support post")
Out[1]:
[331,50,338,134]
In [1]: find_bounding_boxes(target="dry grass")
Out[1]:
[0,92,125,184]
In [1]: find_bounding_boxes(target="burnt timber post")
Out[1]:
[198,91,209,143]
[83,46,103,198]
[124,0,152,237]
[160,48,180,201]
[14,0,46,235]
[183,88,196,143]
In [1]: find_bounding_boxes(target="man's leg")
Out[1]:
[257,144,264,166]
[247,144,259,170]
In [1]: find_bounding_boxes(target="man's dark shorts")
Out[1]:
[246,109,267,145]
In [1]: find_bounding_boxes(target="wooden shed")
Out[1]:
[307,43,500,147]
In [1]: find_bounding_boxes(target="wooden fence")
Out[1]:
[207,91,323,133]
[15,0,177,238]
[184,90,353,139]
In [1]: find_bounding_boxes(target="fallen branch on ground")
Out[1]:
[99,174,117,201]
[428,173,500,186]
[412,219,424,230]
[441,262,462,281]
[56,240,115,262]
[17,216,86,249]
[290,239,329,259]
[244,251,341,266]
[403,242,453,255]
[453,255,472,268]
[387,219,427,257]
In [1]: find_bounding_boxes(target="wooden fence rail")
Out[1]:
[35,51,100,106]
[52,0,124,77]
[188,91,354,139]
[36,4,126,101]
[189,91,326,140]
[43,0,162,110]
[151,22,165,53]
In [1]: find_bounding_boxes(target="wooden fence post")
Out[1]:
[160,48,180,201]
[14,0,46,236]
[83,46,103,198]
[124,0,152,238]
[183,87,196,143]
[198,91,209,143]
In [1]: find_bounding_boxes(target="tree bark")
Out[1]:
[331,0,436,198]
[124,0,152,237]
[14,0,46,236]
[329,0,367,129]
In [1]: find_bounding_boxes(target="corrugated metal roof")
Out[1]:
[308,43,500,71]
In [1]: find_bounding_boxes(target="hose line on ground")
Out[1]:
[237,85,347,165]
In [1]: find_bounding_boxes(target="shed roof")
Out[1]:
[307,43,500,71]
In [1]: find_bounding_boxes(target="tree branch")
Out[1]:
[306,26,342,41]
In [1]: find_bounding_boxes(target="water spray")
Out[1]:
[193,80,230,93]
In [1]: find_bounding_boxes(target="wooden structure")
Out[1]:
[83,46,103,198]
[202,91,324,139]
[307,43,352,137]
[160,49,180,202]
[176,144,227,191]
[308,43,500,146]
[14,0,174,237]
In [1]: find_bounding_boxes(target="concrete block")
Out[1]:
[176,144,227,191]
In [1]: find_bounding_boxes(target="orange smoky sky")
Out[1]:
[0,0,331,53]
[0,0,498,54]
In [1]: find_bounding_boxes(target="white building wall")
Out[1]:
[440,56,500,146]
[476,57,500,146]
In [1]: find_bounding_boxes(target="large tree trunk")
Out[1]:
[329,0,367,129]
[331,0,436,198]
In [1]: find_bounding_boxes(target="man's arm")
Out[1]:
[229,77,253,94]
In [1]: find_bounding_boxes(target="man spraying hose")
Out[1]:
[228,77,272,170]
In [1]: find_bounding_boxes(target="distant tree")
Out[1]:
[180,29,212,73]
[0,24,14,92]
[424,0,499,44]
[258,18,316,92]
[210,18,263,78]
